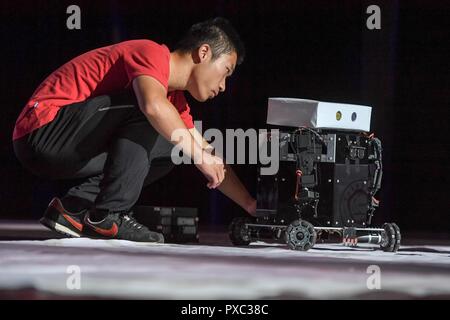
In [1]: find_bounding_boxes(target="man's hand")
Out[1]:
[245,198,257,217]
[188,127,227,189]
[196,152,226,189]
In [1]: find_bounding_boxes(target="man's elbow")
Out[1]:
[139,101,162,119]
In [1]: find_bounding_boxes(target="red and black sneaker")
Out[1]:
[39,197,87,238]
[83,209,164,243]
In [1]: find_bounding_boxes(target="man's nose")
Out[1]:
[219,79,226,92]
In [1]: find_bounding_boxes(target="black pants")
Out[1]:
[13,95,175,214]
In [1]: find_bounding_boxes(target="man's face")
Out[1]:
[188,45,237,102]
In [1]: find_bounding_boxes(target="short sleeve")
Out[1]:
[123,40,170,90]
[168,91,195,129]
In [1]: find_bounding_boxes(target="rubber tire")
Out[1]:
[380,222,401,252]
[229,217,252,246]
[285,219,317,251]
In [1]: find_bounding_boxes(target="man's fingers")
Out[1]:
[218,168,225,185]
[205,165,226,189]
[210,173,220,189]
[214,169,225,188]
[215,171,222,188]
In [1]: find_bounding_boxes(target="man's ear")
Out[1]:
[198,44,211,62]
[191,44,211,64]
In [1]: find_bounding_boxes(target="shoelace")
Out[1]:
[122,214,145,230]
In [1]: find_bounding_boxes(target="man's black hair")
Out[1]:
[175,17,245,65]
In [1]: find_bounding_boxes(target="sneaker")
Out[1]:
[83,210,164,243]
[40,197,87,238]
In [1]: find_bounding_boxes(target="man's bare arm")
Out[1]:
[133,76,203,160]
[133,75,225,188]
[188,127,257,216]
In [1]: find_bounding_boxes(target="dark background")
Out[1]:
[0,0,449,234]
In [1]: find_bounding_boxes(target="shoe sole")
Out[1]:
[40,217,81,238]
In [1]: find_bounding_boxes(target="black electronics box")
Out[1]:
[133,206,199,243]
[256,130,380,228]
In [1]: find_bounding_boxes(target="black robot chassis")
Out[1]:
[229,216,401,252]
[229,126,401,252]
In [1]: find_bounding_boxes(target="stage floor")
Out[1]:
[0,221,449,299]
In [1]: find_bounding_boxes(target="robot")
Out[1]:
[229,98,401,252]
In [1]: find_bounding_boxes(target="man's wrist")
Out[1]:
[203,144,215,156]
[192,145,206,164]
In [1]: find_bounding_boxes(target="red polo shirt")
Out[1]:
[12,39,194,141]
